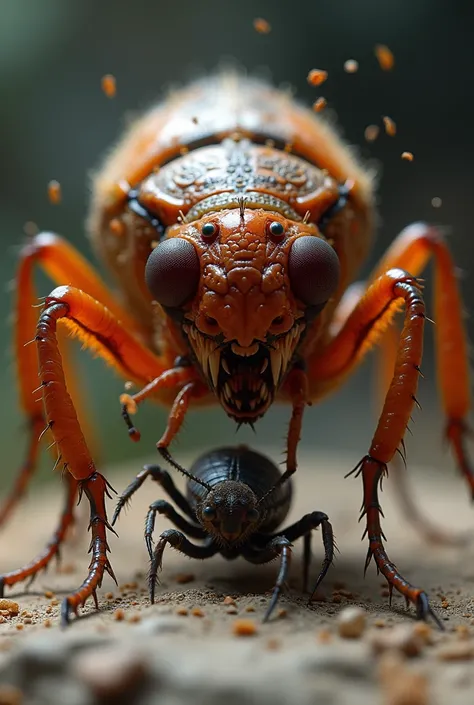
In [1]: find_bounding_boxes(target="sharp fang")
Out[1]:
[270,349,282,386]
[208,350,220,389]
[222,358,230,375]
[261,359,268,374]
[235,400,242,410]
[225,383,232,400]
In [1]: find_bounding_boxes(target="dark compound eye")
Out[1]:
[247,508,260,522]
[288,236,340,307]
[201,222,219,239]
[202,506,216,520]
[145,238,200,308]
[267,221,285,239]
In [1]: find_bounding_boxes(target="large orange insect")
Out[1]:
[1,73,471,626]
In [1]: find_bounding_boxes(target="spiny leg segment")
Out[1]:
[2,276,173,624]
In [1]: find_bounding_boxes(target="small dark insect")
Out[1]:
[113,445,335,621]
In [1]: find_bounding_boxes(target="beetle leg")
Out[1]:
[113,464,196,525]
[1,232,148,528]
[271,511,335,597]
[242,537,292,622]
[149,532,217,603]
[0,473,77,596]
[144,500,206,560]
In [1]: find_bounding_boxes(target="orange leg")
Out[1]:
[1,232,141,527]
[154,381,213,482]
[2,283,173,624]
[120,368,202,442]
[378,318,470,547]
[0,473,77,595]
[310,268,442,624]
[369,223,472,495]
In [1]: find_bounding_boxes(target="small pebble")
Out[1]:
[174,573,195,585]
[0,684,23,705]
[378,652,428,705]
[114,609,125,621]
[44,591,54,599]
[436,641,474,661]
[74,647,148,699]
[176,607,188,616]
[191,608,205,618]
[245,605,255,613]
[316,628,332,644]
[223,596,237,606]
[233,619,257,637]
[412,622,433,645]
[266,638,281,650]
[370,624,424,658]
[337,606,367,639]
[0,600,19,617]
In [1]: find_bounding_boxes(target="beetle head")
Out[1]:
[197,480,262,546]
[145,207,340,422]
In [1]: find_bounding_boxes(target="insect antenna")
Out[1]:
[257,472,292,507]
[158,447,212,491]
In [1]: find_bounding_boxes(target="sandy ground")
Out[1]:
[1,450,474,704]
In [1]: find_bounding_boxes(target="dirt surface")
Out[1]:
[1,450,474,704]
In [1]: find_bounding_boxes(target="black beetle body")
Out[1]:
[114,445,334,621]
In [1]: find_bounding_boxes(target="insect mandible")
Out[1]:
[0,73,470,626]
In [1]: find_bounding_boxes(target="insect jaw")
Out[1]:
[184,325,221,389]
[269,324,303,387]
[184,324,303,422]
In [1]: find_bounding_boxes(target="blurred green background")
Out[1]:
[1,0,473,495]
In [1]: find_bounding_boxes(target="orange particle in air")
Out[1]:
[344,59,359,74]
[313,97,327,113]
[383,116,397,136]
[375,44,395,71]
[307,69,328,87]
[401,151,414,161]
[101,74,117,98]
[253,18,271,34]
[48,180,61,205]
[364,125,380,142]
